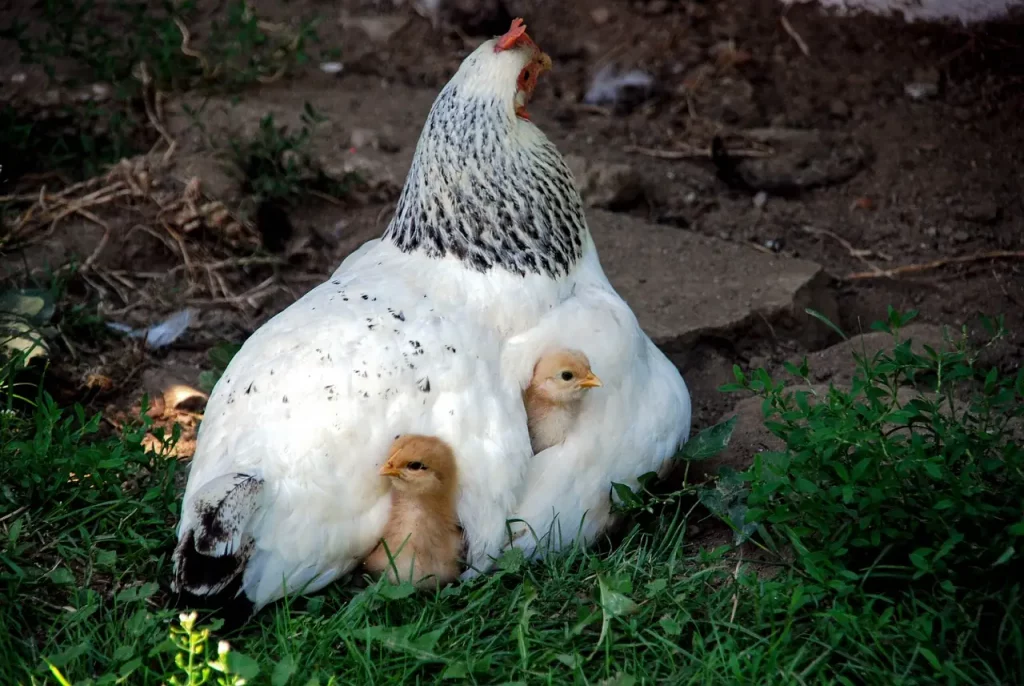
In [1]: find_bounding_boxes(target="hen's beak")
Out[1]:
[379,464,401,477]
[579,372,602,388]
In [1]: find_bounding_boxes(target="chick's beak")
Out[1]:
[379,464,401,477]
[579,372,603,388]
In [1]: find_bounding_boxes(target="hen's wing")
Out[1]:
[492,279,691,564]
[174,242,531,610]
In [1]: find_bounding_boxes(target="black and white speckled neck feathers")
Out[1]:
[383,44,587,279]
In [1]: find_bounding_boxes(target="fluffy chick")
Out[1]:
[363,435,462,589]
[524,349,602,453]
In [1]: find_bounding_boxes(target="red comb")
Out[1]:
[494,17,531,52]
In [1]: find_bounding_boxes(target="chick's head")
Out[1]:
[380,435,458,496]
[530,348,602,405]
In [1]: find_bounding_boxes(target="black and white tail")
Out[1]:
[171,473,264,612]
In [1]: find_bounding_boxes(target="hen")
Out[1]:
[172,18,690,617]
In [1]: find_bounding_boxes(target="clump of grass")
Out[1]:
[3,310,1022,683]
[3,0,319,93]
[0,0,323,183]
[229,105,359,211]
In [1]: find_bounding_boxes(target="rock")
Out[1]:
[350,128,379,149]
[565,155,646,210]
[781,324,951,387]
[350,127,400,154]
[708,41,752,68]
[829,99,850,119]
[339,14,409,43]
[586,209,839,349]
[141,367,208,416]
[583,65,656,114]
[591,6,611,23]
[952,229,970,243]
[955,199,1000,224]
[904,67,941,100]
[688,75,757,126]
[318,150,400,201]
[444,0,513,36]
[715,128,870,195]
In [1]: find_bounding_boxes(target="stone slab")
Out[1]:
[587,209,838,349]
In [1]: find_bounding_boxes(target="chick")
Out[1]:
[524,349,602,453]
[363,435,462,589]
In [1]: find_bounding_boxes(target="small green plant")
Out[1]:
[166,612,251,686]
[2,0,319,93]
[0,1,325,182]
[198,341,243,393]
[228,105,359,210]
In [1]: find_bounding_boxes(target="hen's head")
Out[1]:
[461,18,553,121]
[384,18,588,279]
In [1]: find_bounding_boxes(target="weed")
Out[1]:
[198,341,243,394]
[0,1,325,182]
[228,104,359,211]
[720,308,1024,677]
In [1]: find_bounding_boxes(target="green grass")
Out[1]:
[227,105,361,211]
[2,310,1023,684]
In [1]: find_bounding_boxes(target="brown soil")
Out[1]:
[1,0,1022,442]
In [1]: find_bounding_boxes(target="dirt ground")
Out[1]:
[1,0,1022,449]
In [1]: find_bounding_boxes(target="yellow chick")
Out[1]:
[363,435,462,589]
[523,349,602,453]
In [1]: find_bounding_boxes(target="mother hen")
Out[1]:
[172,19,690,616]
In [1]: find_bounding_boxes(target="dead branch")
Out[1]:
[625,144,773,160]
[780,13,811,58]
[846,250,1024,280]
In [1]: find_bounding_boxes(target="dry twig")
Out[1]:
[798,226,892,274]
[780,13,811,58]
[846,250,1024,280]
[625,144,772,160]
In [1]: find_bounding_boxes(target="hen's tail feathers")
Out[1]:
[172,473,264,603]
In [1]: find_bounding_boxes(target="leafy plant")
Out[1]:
[198,341,243,393]
[610,416,737,517]
[166,612,250,686]
[721,309,1024,665]
[228,105,359,209]
[0,1,325,182]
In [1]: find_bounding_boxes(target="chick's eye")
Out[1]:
[561,371,574,381]
[407,461,426,471]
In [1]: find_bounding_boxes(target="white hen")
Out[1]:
[172,18,690,617]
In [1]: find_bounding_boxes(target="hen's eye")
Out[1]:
[561,371,574,381]
[407,461,426,471]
